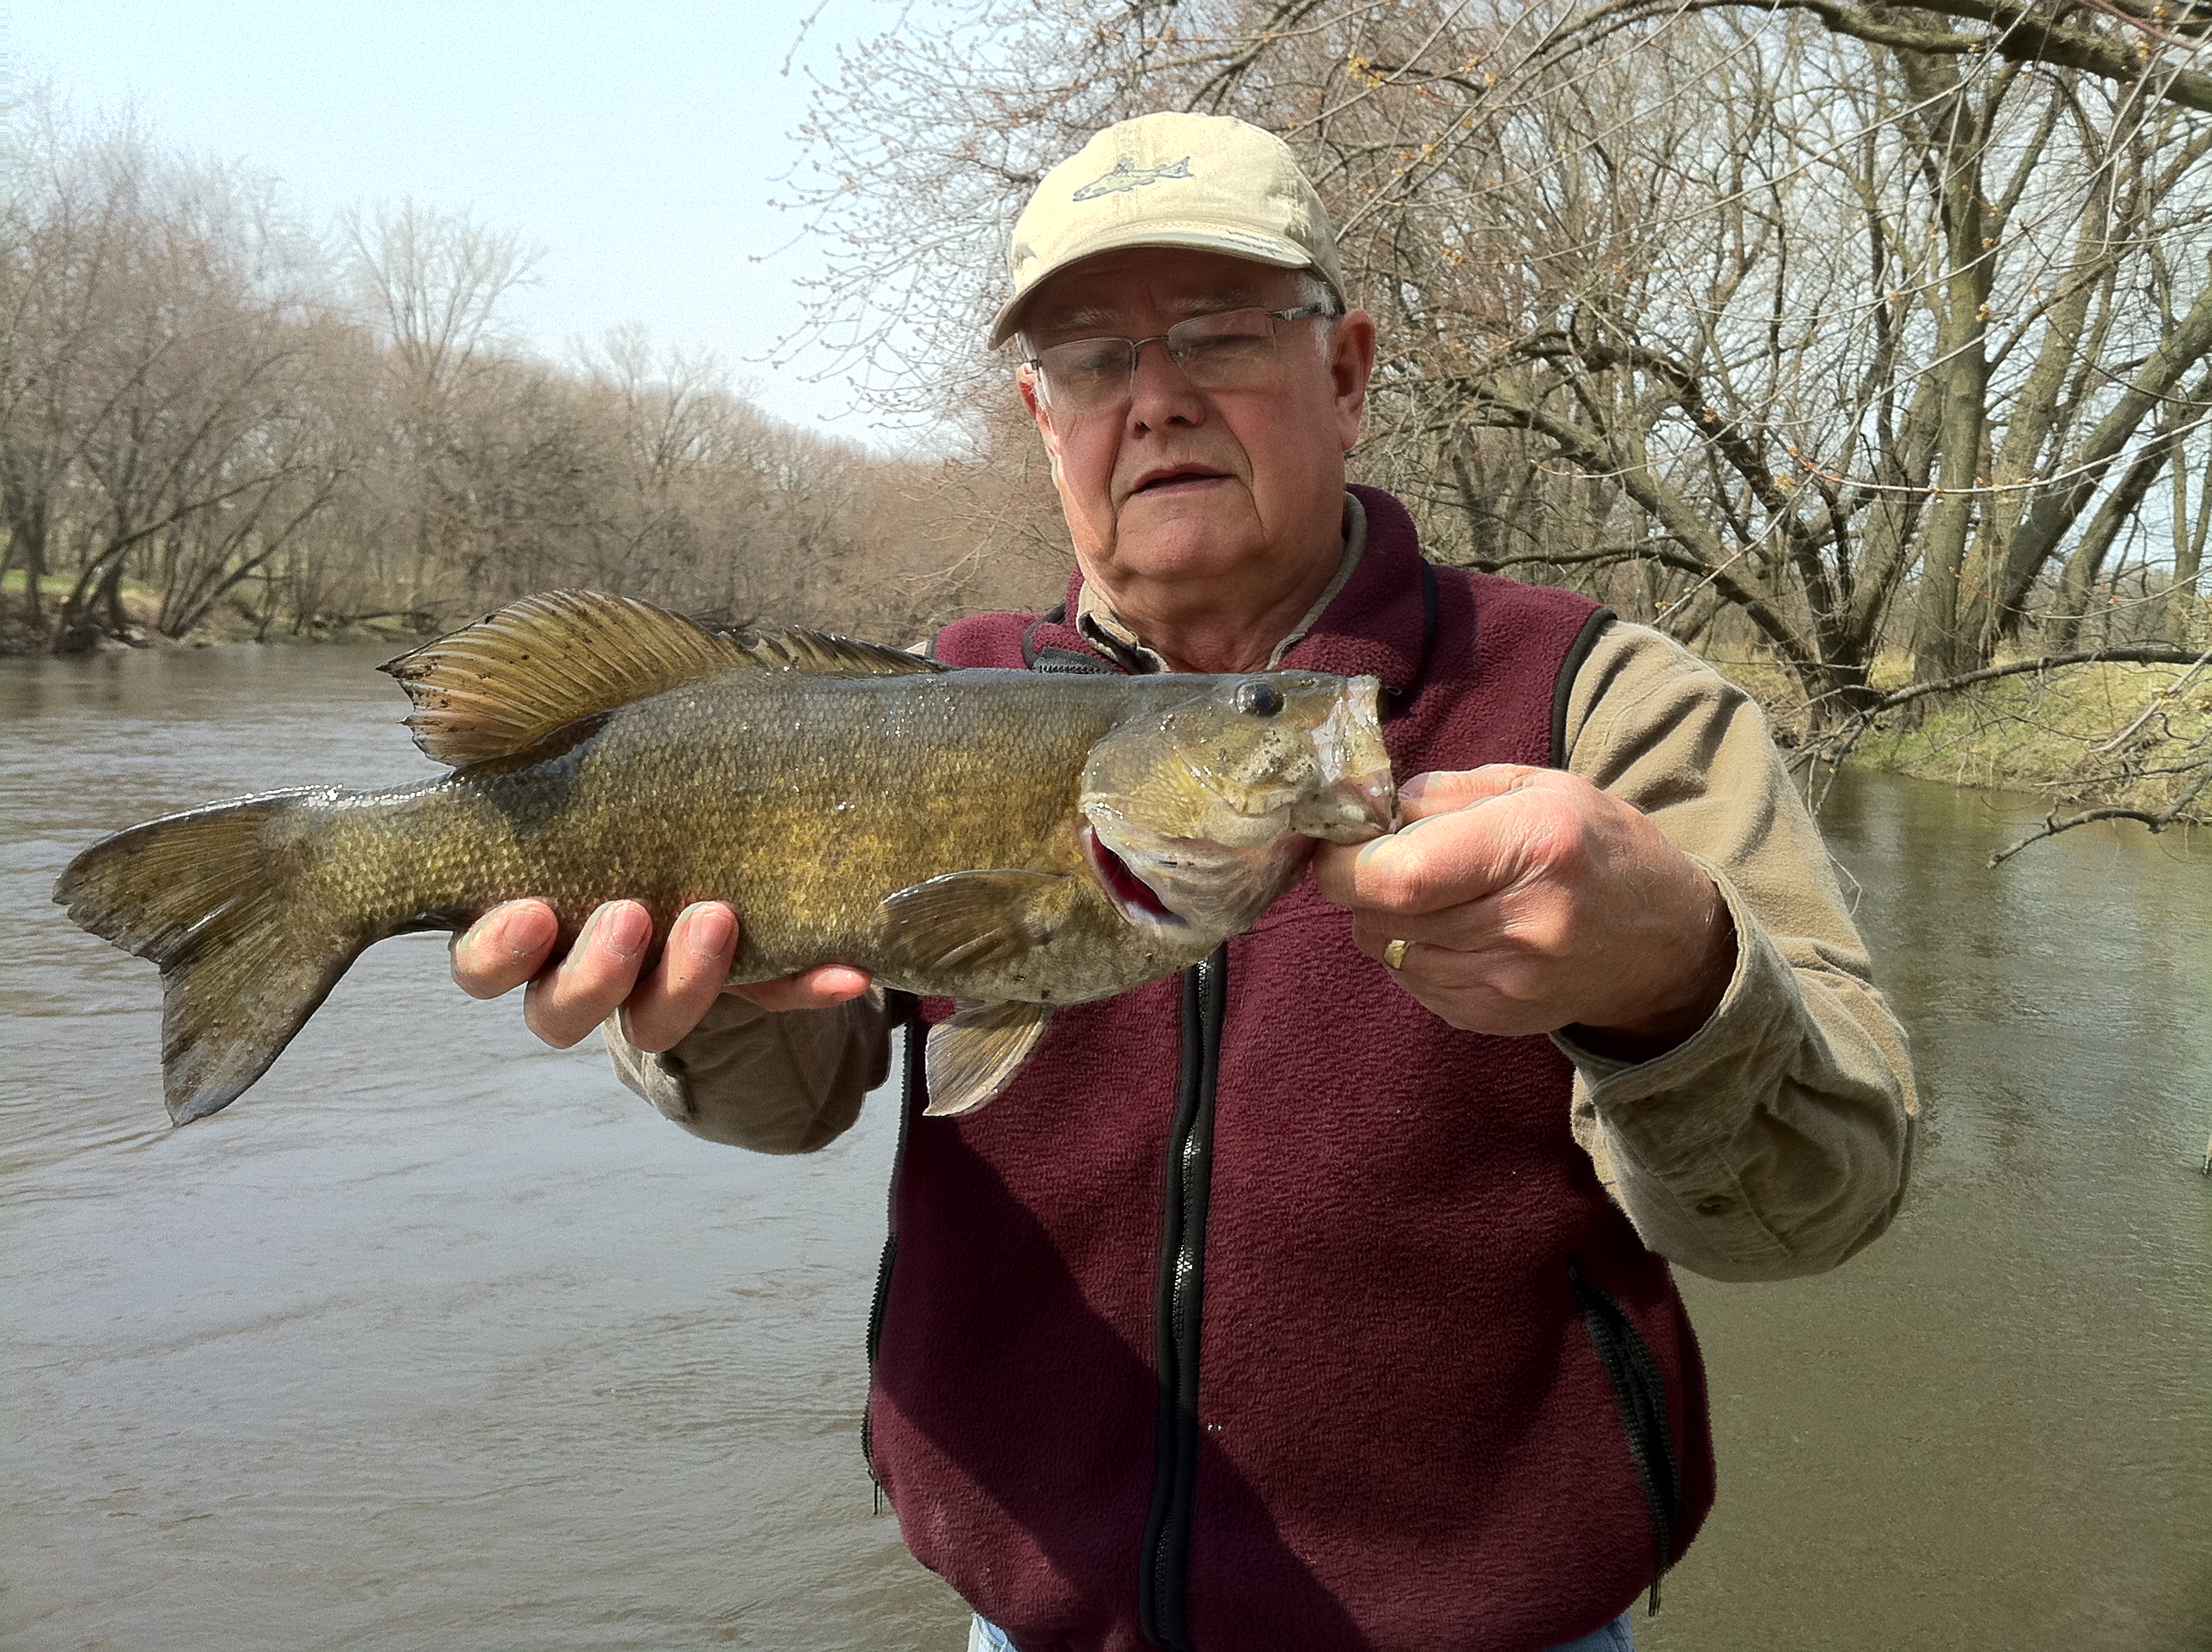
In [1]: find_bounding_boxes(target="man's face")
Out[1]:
[1015,247,1376,623]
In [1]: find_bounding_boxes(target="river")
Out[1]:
[3,643,2207,1650]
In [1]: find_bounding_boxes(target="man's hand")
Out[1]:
[451,899,873,1053]
[1312,766,1736,1060]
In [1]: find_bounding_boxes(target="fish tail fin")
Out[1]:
[53,788,364,1123]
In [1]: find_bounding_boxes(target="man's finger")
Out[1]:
[1344,901,1522,957]
[1397,765,1545,822]
[523,900,652,1048]
[622,903,741,1052]
[1313,799,1541,916]
[451,899,559,999]
[1312,771,1545,910]
[734,966,875,1014]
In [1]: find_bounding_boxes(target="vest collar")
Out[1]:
[1278,485,1431,698]
[1049,485,1433,695]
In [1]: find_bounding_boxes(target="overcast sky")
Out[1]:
[5,1,926,445]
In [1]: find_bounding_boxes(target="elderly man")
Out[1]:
[453,114,1915,1652]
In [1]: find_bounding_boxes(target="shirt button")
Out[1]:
[1694,1195,1738,1217]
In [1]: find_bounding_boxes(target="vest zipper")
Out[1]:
[1567,1259,1681,1614]
[1138,945,1228,1650]
[861,1000,923,1505]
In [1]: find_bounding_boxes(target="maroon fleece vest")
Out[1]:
[865,486,1715,1652]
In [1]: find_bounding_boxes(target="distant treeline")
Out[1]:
[0,108,1066,656]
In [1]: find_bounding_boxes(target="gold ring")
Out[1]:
[1382,938,1410,971]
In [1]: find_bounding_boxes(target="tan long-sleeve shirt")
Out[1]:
[607,525,1918,1283]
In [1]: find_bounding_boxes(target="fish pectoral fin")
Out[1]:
[923,1001,1056,1118]
[877,869,1072,976]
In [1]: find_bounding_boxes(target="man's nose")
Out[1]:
[1127,335,1206,429]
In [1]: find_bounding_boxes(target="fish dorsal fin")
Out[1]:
[733,625,946,678]
[381,591,750,765]
[381,594,941,765]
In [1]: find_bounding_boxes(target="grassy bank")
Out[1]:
[1710,643,2210,826]
[1848,659,2205,797]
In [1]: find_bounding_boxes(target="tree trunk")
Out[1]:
[2161,435,2210,643]
[1903,57,1999,685]
[2045,434,2177,649]
[3,486,50,629]
[1955,142,2120,660]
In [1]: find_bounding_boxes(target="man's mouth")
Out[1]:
[1130,465,1229,497]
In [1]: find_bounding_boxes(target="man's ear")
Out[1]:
[1330,310,1377,451]
[1017,364,1063,472]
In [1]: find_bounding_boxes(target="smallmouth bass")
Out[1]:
[55,590,1394,1123]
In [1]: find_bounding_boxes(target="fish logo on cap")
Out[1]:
[1071,154,1193,202]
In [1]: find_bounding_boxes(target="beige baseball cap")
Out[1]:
[991,112,1346,347]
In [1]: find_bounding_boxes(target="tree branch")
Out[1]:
[1550,0,2212,114]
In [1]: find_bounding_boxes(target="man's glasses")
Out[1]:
[1024,304,1336,416]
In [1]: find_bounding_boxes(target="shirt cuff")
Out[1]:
[1549,864,1804,1271]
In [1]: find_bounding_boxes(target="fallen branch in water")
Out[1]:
[1987,765,2212,865]
[1796,643,2212,859]
[1795,644,2212,773]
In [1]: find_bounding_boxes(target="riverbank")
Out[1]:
[10,578,2205,829]
[0,575,438,655]
[1847,657,2208,806]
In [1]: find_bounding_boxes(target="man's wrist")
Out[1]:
[1568,884,1737,1062]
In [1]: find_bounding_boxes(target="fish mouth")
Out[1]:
[1337,768,1398,837]
[1287,766,1396,843]
[1082,823,1187,928]
[1299,679,1397,841]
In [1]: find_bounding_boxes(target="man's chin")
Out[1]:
[1112,530,1266,585]
[1112,490,1260,564]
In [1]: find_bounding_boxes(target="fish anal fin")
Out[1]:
[381,591,752,765]
[924,1001,1055,1118]
[877,869,1071,978]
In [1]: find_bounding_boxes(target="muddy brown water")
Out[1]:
[3,643,2208,1651]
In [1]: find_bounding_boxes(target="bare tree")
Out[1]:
[776,0,2208,840]
[0,101,154,636]
[0,108,351,652]
[343,201,538,616]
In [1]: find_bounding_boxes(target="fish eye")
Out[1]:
[1234,680,1284,718]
